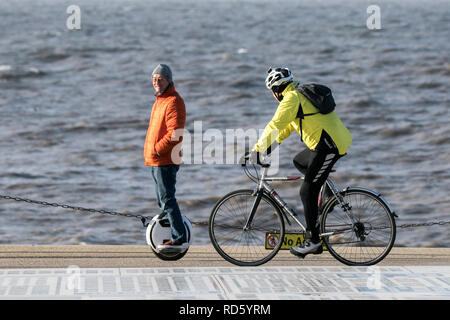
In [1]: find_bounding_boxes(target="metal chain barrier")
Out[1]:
[398,221,450,229]
[0,193,447,229]
[0,194,209,227]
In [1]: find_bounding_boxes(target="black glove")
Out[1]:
[239,151,266,166]
[265,141,281,156]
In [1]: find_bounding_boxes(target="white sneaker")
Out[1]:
[157,240,189,253]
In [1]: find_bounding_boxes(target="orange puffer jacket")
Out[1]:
[144,85,186,166]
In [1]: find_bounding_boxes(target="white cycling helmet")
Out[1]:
[265,67,293,90]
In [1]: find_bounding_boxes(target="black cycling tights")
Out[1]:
[293,140,341,242]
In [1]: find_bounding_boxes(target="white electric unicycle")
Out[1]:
[146,213,193,260]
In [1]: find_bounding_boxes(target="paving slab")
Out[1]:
[0,265,449,300]
[0,246,449,300]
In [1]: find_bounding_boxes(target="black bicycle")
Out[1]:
[209,162,397,266]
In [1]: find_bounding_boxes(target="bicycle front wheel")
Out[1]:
[320,188,396,266]
[209,189,285,266]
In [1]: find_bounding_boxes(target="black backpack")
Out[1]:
[296,83,336,141]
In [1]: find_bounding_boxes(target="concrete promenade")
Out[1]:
[0,246,449,300]
[0,246,449,268]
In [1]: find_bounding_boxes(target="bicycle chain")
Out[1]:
[0,194,446,229]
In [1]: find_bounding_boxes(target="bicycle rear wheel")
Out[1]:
[320,188,396,266]
[209,189,285,266]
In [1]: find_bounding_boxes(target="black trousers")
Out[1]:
[293,132,341,241]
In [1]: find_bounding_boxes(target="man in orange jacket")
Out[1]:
[144,64,187,249]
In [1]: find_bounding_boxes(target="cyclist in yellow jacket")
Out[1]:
[246,67,352,258]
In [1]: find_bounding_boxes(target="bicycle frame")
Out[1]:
[243,165,357,237]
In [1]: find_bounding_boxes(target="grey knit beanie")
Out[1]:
[152,64,173,84]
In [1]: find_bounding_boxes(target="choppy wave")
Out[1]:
[30,48,71,63]
[0,65,46,80]
[178,196,220,210]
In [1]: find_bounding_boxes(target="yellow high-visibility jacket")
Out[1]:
[253,82,352,155]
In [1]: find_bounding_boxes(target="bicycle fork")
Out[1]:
[243,167,268,231]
